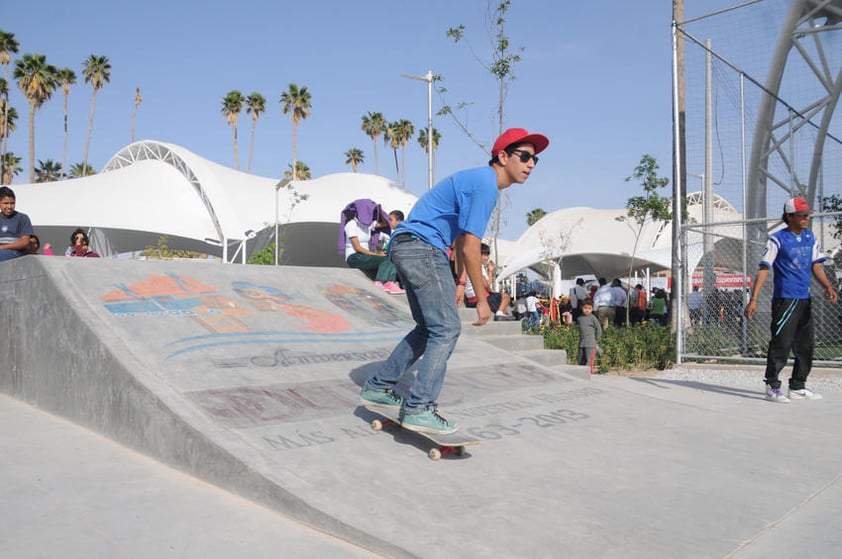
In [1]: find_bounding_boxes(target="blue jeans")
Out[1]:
[364,235,461,412]
[0,249,24,262]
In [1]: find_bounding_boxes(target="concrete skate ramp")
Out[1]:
[3,256,842,558]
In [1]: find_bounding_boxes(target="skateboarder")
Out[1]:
[744,197,838,403]
[360,128,549,434]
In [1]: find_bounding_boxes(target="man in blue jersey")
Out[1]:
[744,198,838,403]
[360,128,549,434]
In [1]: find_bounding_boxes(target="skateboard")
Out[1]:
[363,404,481,460]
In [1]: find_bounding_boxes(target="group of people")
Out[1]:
[0,186,99,261]
[339,199,405,294]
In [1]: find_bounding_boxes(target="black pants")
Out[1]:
[765,298,814,390]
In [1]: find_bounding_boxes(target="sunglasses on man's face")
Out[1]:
[509,149,539,164]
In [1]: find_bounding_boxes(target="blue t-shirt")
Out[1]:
[759,227,826,299]
[393,166,498,255]
[0,210,34,245]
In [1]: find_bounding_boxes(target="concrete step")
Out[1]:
[476,334,545,352]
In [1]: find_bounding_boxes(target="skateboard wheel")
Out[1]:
[428,448,441,461]
[371,419,383,431]
[456,447,465,457]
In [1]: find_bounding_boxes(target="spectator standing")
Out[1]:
[569,278,588,320]
[593,277,614,330]
[360,127,549,435]
[0,187,34,262]
[611,278,628,327]
[744,197,837,403]
[576,298,602,374]
[629,284,647,324]
[525,291,540,330]
[688,286,704,325]
[650,289,668,326]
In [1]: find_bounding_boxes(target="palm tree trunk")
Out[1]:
[291,123,298,180]
[401,145,406,187]
[131,108,137,143]
[83,90,97,176]
[62,93,69,177]
[28,102,35,183]
[373,139,379,176]
[232,124,239,170]
[247,119,256,173]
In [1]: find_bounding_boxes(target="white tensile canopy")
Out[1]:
[13,140,418,264]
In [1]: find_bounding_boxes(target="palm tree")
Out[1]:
[283,160,311,181]
[395,119,414,187]
[1,151,21,184]
[13,53,58,182]
[35,158,63,182]
[344,148,364,172]
[360,111,386,175]
[279,83,312,180]
[56,67,76,176]
[0,30,19,164]
[526,208,547,226]
[0,96,17,148]
[417,126,441,154]
[245,92,266,173]
[221,90,244,170]
[81,54,111,176]
[131,87,142,143]
[384,121,401,181]
[68,161,96,178]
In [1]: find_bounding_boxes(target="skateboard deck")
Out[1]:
[363,404,481,460]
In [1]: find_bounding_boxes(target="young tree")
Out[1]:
[444,1,524,262]
[221,90,244,170]
[344,147,364,172]
[14,53,58,182]
[245,92,266,173]
[279,83,312,180]
[81,54,111,176]
[361,111,386,175]
[56,67,76,176]
[616,154,672,324]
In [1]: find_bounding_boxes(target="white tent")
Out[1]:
[14,140,418,264]
[494,193,745,296]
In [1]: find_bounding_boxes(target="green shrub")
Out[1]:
[538,322,675,373]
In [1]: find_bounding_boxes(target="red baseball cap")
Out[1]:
[491,128,549,158]
[784,198,811,214]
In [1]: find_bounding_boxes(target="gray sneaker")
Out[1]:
[401,408,458,435]
[765,385,790,403]
[360,386,403,410]
[788,387,823,400]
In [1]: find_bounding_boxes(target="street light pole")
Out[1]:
[401,70,434,190]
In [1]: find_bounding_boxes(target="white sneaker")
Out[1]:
[788,387,823,400]
[765,385,790,403]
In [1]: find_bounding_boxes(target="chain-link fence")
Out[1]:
[680,212,842,366]
[676,1,842,366]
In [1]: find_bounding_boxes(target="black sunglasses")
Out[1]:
[509,149,539,164]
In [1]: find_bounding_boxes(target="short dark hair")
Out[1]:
[389,210,404,221]
[581,298,594,308]
[0,186,16,200]
[576,278,585,286]
[480,242,491,255]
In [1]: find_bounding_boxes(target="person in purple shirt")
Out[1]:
[745,197,838,403]
[0,186,35,262]
[360,128,549,434]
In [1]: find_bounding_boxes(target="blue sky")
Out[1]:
[4,0,735,240]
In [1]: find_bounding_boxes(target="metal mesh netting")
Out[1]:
[677,0,842,365]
